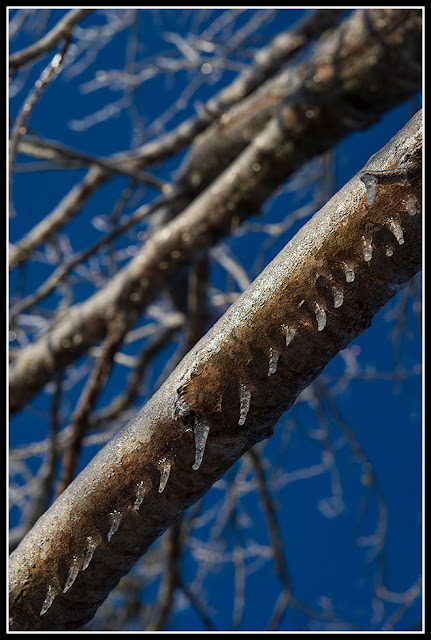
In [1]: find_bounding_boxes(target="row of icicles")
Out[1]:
[39,191,417,617]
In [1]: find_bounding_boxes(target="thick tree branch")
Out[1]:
[9,110,422,630]
[176,8,421,193]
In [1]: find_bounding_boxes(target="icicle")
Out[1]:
[361,174,377,206]
[405,195,416,216]
[342,262,355,283]
[158,458,171,493]
[63,556,80,593]
[133,481,146,511]
[107,510,122,541]
[192,418,210,471]
[332,286,344,309]
[40,584,58,616]
[238,382,251,426]
[385,245,394,257]
[82,536,96,571]
[386,218,404,245]
[314,302,326,331]
[282,324,296,346]
[362,235,373,262]
[268,347,280,377]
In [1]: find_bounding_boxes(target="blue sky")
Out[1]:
[9,9,422,631]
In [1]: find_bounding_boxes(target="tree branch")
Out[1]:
[9,110,422,630]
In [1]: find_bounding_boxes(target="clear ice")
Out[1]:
[107,510,122,541]
[82,536,96,571]
[387,218,404,245]
[238,382,251,426]
[63,556,80,593]
[342,262,355,283]
[192,418,210,471]
[406,195,416,216]
[282,324,296,346]
[268,347,280,377]
[332,286,344,308]
[362,235,373,262]
[158,458,171,493]
[40,584,58,616]
[314,303,327,331]
[133,481,146,511]
[361,174,377,206]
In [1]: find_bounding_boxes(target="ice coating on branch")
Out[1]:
[82,536,96,571]
[405,195,417,216]
[158,458,171,493]
[282,324,296,346]
[268,347,280,376]
[63,556,80,593]
[387,218,404,245]
[342,262,355,283]
[361,174,377,206]
[40,584,58,616]
[314,303,326,331]
[238,382,251,426]
[192,418,210,471]
[107,510,122,541]
[332,286,344,308]
[133,481,146,511]
[362,235,373,262]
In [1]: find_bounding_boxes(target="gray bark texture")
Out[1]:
[8,8,422,415]
[9,110,422,630]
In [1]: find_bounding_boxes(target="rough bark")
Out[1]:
[8,9,422,415]
[9,110,422,631]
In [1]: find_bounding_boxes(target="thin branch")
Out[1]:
[55,313,131,496]
[9,39,71,215]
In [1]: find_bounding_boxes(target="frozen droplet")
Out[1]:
[282,324,296,346]
[63,556,80,593]
[385,245,394,257]
[40,584,58,616]
[343,262,355,283]
[268,347,280,377]
[360,174,377,206]
[314,303,326,331]
[362,235,373,262]
[405,195,417,216]
[332,286,344,308]
[107,510,122,541]
[82,536,96,571]
[133,481,146,511]
[386,218,404,245]
[238,382,251,426]
[192,418,210,471]
[158,458,171,493]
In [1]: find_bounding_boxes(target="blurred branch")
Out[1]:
[9,9,93,71]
